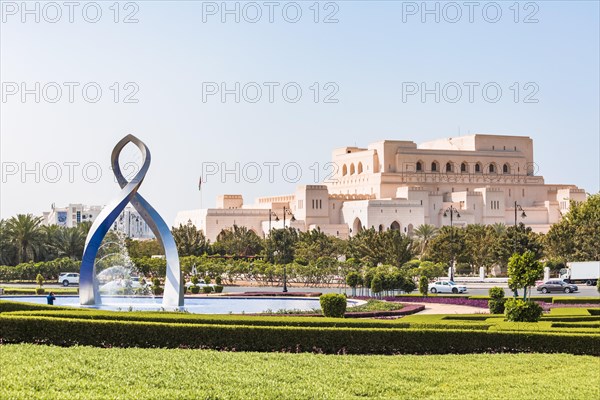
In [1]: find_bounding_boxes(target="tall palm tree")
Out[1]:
[50,227,86,259]
[413,224,438,258]
[6,214,45,263]
[0,219,17,265]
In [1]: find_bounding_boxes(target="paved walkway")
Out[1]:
[411,302,490,315]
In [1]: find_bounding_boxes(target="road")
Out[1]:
[4,282,598,298]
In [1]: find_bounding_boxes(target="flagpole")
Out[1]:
[199,176,203,209]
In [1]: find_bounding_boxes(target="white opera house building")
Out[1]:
[174,134,587,242]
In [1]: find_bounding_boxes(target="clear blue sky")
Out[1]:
[1,1,599,224]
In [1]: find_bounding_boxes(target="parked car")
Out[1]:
[58,272,79,286]
[428,281,467,294]
[536,280,578,294]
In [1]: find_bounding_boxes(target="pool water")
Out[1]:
[1,296,357,314]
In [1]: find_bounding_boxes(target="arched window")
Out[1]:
[489,163,496,174]
[461,162,467,173]
[390,221,401,231]
[342,164,347,176]
[357,162,363,174]
[475,163,482,173]
[446,162,453,173]
[416,161,423,172]
[503,163,510,174]
[350,163,355,175]
[431,161,439,172]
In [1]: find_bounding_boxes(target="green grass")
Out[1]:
[1,344,598,400]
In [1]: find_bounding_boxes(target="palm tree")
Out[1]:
[172,223,208,256]
[0,219,17,265]
[491,222,507,236]
[6,214,45,263]
[49,227,86,259]
[413,224,438,258]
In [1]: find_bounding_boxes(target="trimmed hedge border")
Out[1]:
[1,315,598,355]
[552,297,600,304]
[6,309,414,329]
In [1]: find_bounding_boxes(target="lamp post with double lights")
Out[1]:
[513,201,527,254]
[282,206,296,228]
[273,250,288,293]
[268,209,279,232]
[443,205,461,282]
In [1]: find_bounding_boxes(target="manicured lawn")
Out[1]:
[1,344,598,399]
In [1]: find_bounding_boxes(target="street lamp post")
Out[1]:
[268,209,279,232]
[273,250,288,293]
[443,205,461,282]
[282,206,295,228]
[513,201,527,254]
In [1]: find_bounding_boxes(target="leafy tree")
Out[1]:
[371,273,384,297]
[263,228,298,264]
[346,271,361,297]
[424,226,467,266]
[346,228,414,267]
[126,238,164,258]
[507,251,543,301]
[171,224,208,256]
[545,194,600,261]
[463,224,496,275]
[491,223,544,273]
[5,214,45,263]
[214,225,263,257]
[295,228,342,264]
[419,276,429,296]
[406,260,446,280]
[412,224,438,258]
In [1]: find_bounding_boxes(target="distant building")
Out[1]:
[174,134,588,241]
[42,203,154,239]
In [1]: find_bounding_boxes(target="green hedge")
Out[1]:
[6,309,412,329]
[0,288,78,295]
[0,300,77,313]
[552,297,600,304]
[0,258,80,281]
[1,315,598,355]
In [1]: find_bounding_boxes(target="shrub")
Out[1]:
[504,299,543,322]
[190,286,200,294]
[204,276,211,285]
[320,293,347,318]
[151,278,163,296]
[371,274,383,297]
[489,287,505,300]
[488,287,506,314]
[202,286,213,294]
[35,288,46,295]
[36,274,45,287]
[488,300,505,314]
[399,277,416,294]
[215,276,222,285]
[419,276,429,297]
[190,275,199,285]
[214,285,224,293]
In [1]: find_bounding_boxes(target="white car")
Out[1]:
[428,280,467,294]
[58,272,79,286]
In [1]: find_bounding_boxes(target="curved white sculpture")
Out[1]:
[79,135,183,307]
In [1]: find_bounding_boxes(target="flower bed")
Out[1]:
[385,296,490,308]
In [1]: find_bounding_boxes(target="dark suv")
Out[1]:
[536,279,578,294]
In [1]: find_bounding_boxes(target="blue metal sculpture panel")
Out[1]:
[79,135,183,307]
